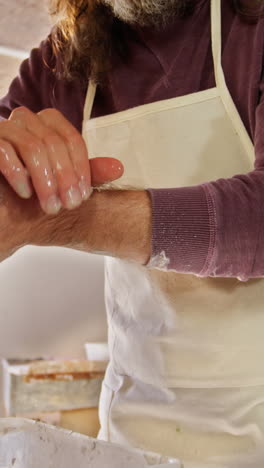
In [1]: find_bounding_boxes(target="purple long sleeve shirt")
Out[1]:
[1,0,264,280]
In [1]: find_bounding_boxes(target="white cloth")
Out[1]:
[82,0,264,466]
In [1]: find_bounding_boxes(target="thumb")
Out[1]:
[89,157,124,186]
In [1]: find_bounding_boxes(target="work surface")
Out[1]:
[0,418,180,468]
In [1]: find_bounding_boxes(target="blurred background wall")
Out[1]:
[0,0,107,416]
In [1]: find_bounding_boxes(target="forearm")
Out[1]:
[32,189,152,265]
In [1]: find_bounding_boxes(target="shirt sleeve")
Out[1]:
[0,33,56,120]
[147,83,264,281]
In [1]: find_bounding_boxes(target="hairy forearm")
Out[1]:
[32,190,152,265]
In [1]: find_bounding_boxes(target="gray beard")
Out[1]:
[102,0,193,27]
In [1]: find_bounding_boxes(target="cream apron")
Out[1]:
[82,1,264,466]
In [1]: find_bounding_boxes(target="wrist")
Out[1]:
[30,189,152,265]
[86,189,152,264]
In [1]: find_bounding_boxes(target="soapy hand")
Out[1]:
[0,107,123,214]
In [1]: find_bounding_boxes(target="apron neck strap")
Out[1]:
[83,0,224,124]
[211,0,223,89]
[83,78,97,123]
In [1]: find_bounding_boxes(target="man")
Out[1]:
[0,0,264,466]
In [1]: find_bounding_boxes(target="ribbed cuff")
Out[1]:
[147,185,212,274]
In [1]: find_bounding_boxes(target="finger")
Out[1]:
[0,120,60,214]
[43,133,83,210]
[0,139,32,198]
[90,157,124,186]
[11,107,83,209]
[37,109,92,200]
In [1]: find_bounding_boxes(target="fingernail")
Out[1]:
[112,163,123,173]
[45,194,62,215]
[79,179,93,200]
[16,180,32,199]
[65,186,82,209]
